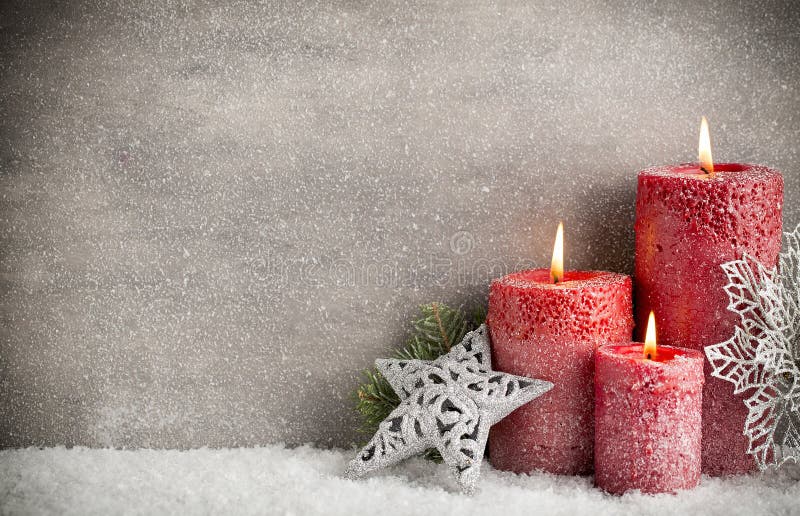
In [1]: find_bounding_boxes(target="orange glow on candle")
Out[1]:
[550,222,564,284]
[699,116,714,175]
[644,311,657,360]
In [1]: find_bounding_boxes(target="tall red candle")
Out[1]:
[594,338,704,495]
[488,233,633,475]
[635,156,783,474]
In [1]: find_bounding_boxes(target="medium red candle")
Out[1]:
[634,119,783,475]
[488,224,633,475]
[595,313,704,495]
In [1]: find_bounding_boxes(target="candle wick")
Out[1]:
[700,166,711,175]
[646,352,652,360]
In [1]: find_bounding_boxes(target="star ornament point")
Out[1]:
[345,324,553,494]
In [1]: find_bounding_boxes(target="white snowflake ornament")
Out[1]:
[345,324,553,494]
[705,223,800,470]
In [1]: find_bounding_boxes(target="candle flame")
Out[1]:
[644,311,657,360]
[550,222,564,284]
[699,116,714,175]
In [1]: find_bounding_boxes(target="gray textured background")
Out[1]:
[1,0,799,449]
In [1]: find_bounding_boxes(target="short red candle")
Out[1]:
[487,270,633,475]
[634,163,783,475]
[594,344,704,494]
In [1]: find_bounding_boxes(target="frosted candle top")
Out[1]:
[602,344,704,365]
[495,270,630,290]
[596,345,705,390]
[639,163,783,182]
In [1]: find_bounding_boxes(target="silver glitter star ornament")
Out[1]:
[706,223,800,470]
[345,324,553,494]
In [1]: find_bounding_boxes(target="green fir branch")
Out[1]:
[353,302,486,462]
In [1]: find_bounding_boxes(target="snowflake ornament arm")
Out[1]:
[705,223,800,470]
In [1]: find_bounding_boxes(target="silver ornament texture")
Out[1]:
[345,324,553,494]
[705,223,800,470]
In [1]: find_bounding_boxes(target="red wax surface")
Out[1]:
[487,269,633,475]
[594,344,704,495]
[634,163,783,475]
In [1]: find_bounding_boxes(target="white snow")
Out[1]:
[1,445,798,516]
